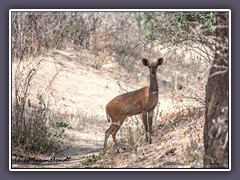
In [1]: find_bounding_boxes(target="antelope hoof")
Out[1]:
[116,148,124,154]
[115,146,121,153]
[115,146,125,153]
[145,138,152,144]
[102,148,107,154]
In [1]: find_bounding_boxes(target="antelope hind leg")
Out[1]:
[103,124,115,153]
[111,124,121,153]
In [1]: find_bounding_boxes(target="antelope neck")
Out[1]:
[149,73,158,94]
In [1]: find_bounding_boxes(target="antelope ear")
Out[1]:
[142,58,149,66]
[156,58,164,66]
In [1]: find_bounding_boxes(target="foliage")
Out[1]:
[137,12,216,45]
[12,88,53,153]
[54,121,72,129]
[12,57,65,153]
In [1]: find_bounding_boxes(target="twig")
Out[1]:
[208,69,228,79]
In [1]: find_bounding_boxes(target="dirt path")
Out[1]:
[11,49,114,168]
[12,128,102,168]
[12,48,138,168]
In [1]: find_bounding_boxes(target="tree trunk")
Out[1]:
[204,12,229,168]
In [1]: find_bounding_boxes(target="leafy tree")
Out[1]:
[136,11,216,48]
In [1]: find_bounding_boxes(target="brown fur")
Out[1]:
[103,58,163,153]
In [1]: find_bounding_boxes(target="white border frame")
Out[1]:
[9,9,231,171]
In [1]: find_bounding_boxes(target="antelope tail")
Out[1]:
[106,108,112,123]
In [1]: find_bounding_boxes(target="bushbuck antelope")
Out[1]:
[103,58,164,153]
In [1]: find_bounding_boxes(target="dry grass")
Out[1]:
[81,106,204,168]
[78,89,205,168]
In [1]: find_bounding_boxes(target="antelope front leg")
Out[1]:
[142,111,153,144]
[147,110,154,144]
[142,111,150,143]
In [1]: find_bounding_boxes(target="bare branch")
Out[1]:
[208,69,228,79]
